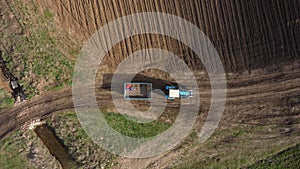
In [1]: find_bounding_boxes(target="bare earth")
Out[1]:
[0,60,299,168]
[0,0,299,168]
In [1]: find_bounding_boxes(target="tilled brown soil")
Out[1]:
[0,0,299,168]
[40,0,299,72]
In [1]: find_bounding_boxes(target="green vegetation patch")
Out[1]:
[0,88,14,110]
[50,111,117,168]
[248,144,300,169]
[49,110,173,168]
[0,131,35,169]
[1,0,77,98]
[105,112,172,138]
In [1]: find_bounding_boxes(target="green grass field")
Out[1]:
[105,112,172,138]
[49,110,173,168]
[0,130,36,169]
[248,144,300,169]
[0,88,14,110]
[1,0,77,99]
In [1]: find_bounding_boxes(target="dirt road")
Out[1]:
[0,60,299,141]
[0,0,299,168]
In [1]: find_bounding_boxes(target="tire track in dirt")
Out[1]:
[0,61,299,169]
[2,1,299,167]
[0,61,299,141]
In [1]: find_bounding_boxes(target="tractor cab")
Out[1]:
[165,85,194,100]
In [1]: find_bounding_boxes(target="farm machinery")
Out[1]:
[124,82,194,100]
